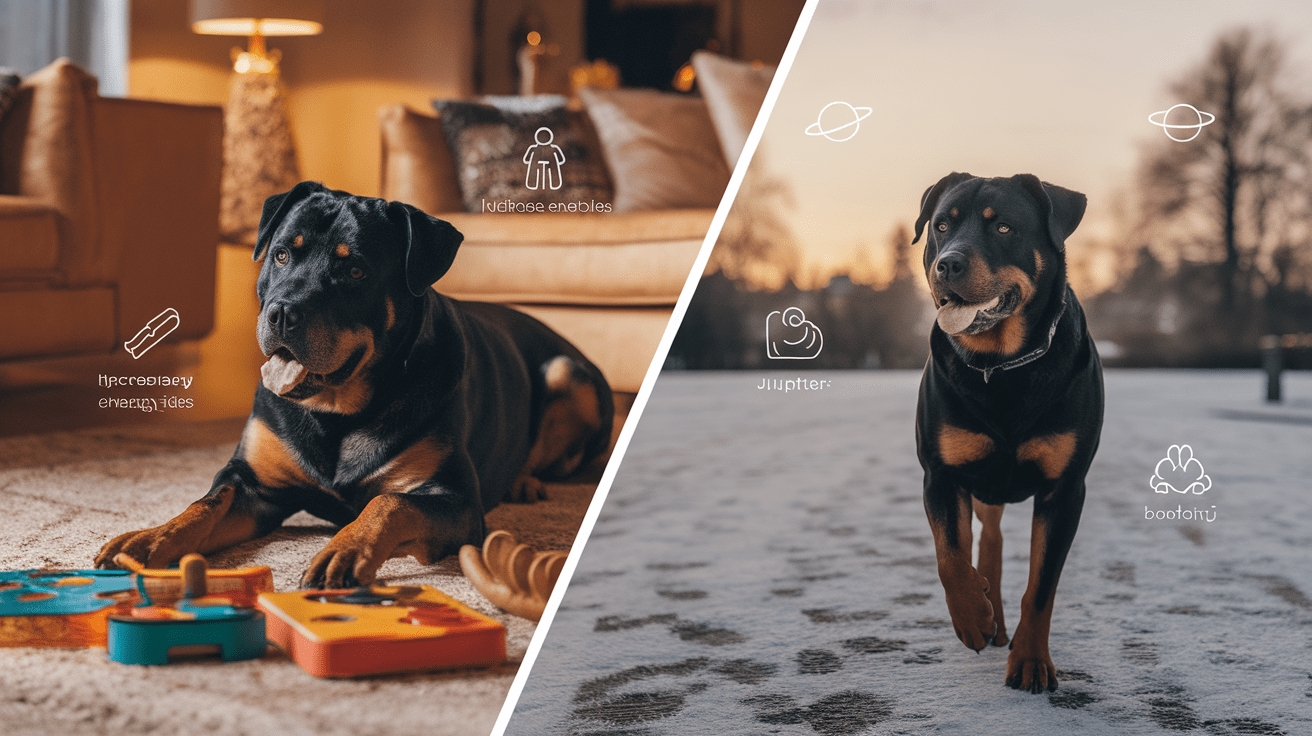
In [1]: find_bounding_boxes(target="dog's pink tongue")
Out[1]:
[936,296,999,335]
[261,352,309,396]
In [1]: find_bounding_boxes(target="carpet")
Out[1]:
[0,417,600,736]
[508,370,1312,735]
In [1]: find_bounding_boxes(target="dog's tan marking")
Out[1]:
[296,334,376,415]
[949,207,959,218]
[952,265,1036,356]
[364,437,450,495]
[242,419,313,488]
[973,498,1009,646]
[517,357,604,486]
[293,235,304,248]
[385,297,396,330]
[299,380,373,415]
[938,425,994,466]
[335,243,350,258]
[956,314,1029,356]
[982,207,995,219]
[1008,516,1058,691]
[1017,432,1077,480]
[1034,250,1043,276]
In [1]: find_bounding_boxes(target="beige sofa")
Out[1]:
[378,105,713,393]
[0,60,223,362]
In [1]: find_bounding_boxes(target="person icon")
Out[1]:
[524,126,565,191]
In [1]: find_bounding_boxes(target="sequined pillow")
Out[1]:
[432,96,613,214]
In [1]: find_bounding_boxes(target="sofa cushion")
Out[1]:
[0,195,61,276]
[0,286,116,360]
[691,51,775,168]
[432,96,612,213]
[379,105,464,216]
[5,59,103,286]
[436,209,714,306]
[578,87,731,213]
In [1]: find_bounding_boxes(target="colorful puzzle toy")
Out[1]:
[258,585,506,677]
[107,553,267,665]
[0,569,137,647]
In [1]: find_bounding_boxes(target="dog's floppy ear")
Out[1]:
[912,172,975,244]
[1016,174,1086,252]
[254,181,326,261]
[387,201,464,297]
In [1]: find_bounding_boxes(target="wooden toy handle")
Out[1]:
[180,554,207,599]
[459,530,567,622]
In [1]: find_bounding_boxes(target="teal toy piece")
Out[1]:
[105,554,266,666]
[107,610,267,665]
[0,570,133,616]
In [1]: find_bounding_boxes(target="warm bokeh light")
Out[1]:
[673,62,695,92]
[527,31,542,46]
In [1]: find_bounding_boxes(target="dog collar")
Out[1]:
[954,290,1068,383]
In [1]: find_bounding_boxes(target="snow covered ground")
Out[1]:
[506,370,1312,735]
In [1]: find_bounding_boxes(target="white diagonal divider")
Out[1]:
[489,2,823,733]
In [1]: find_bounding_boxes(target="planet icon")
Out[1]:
[805,101,873,142]
[1148,103,1216,142]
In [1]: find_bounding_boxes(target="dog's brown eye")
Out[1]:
[350,267,364,279]
[937,222,948,232]
[274,248,289,266]
[998,224,1011,233]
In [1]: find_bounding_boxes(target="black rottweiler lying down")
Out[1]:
[96,181,613,588]
[913,173,1104,693]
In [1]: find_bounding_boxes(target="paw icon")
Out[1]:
[767,307,823,360]
[1150,444,1211,495]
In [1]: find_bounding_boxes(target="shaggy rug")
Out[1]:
[0,417,600,736]
[508,370,1312,735]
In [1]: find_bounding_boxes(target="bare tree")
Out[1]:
[1138,27,1312,309]
[709,156,800,289]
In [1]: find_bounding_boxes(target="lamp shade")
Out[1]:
[191,0,324,36]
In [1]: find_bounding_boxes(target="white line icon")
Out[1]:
[766,307,823,360]
[125,308,180,359]
[1150,444,1212,495]
[1148,104,1215,142]
[524,127,565,190]
[805,101,872,142]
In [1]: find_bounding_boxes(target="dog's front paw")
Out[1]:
[1005,625,1058,693]
[941,567,996,651]
[301,526,394,589]
[508,475,548,503]
[95,525,195,570]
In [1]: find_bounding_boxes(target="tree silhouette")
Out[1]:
[1138,28,1312,310]
[709,157,800,289]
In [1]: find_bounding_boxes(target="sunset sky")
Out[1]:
[747,0,1312,292]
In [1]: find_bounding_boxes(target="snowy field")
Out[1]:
[507,370,1312,736]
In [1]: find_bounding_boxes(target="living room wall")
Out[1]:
[128,0,476,200]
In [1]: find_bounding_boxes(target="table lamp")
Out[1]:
[191,0,324,244]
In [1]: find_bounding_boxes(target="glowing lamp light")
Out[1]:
[191,0,324,70]
[190,0,320,243]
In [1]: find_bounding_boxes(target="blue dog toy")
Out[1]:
[107,554,265,665]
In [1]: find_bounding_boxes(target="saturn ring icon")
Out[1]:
[1148,103,1216,143]
[806,101,873,142]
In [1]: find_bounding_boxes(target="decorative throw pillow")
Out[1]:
[690,51,775,168]
[432,95,613,214]
[578,87,731,213]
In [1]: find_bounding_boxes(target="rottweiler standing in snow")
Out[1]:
[913,172,1103,693]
